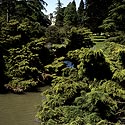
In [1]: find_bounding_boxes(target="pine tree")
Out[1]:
[99,0,125,44]
[0,0,16,22]
[55,0,64,27]
[77,0,85,26]
[0,0,50,26]
[56,0,63,12]
[100,0,125,32]
[85,0,112,32]
[15,0,50,26]
[64,0,77,26]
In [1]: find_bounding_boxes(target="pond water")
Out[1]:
[0,86,49,125]
[64,60,74,68]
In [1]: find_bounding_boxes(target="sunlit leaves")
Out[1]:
[4,37,50,92]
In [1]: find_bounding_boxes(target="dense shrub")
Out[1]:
[36,75,125,124]
[4,38,51,92]
[36,41,125,124]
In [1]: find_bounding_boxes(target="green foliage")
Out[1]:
[37,40,125,124]
[67,27,93,50]
[18,18,46,39]
[51,43,67,57]
[64,1,77,26]
[0,18,46,49]
[36,77,89,124]
[62,67,78,78]
[77,0,85,26]
[112,69,125,84]
[45,26,64,44]
[1,1,125,124]
[0,0,51,93]
[85,0,112,32]
[55,0,64,27]
[0,0,50,26]
[0,19,21,48]
[5,78,37,93]
[118,49,125,66]
[78,49,112,80]
[99,1,125,44]
[67,47,89,67]
[0,20,94,92]
[45,57,65,75]
[45,27,93,58]
[99,80,125,99]
[107,33,125,45]
[100,1,125,32]
[4,37,50,92]
[36,73,125,124]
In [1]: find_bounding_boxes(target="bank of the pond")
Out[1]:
[0,86,49,125]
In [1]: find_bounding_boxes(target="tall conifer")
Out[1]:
[55,0,64,27]
[100,0,125,32]
[99,0,125,44]
[64,0,77,26]
[0,0,50,26]
[78,0,85,26]
[85,0,112,32]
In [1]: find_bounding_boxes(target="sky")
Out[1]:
[43,0,82,15]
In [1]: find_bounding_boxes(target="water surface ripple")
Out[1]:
[0,86,49,125]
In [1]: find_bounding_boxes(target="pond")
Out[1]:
[64,60,74,68]
[0,86,49,125]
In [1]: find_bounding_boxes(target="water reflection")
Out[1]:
[0,86,49,125]
[64,60,74,68]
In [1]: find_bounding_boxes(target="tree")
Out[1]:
[85,0,112,32]
[55,0,63,27]
[4,37,51,92]
[55,0,65,27]
[67,27,93,50]
[0,0,52,93]
[36,41,125,124]
[14,0,50,26]
[77,0,85,26]
[0,18,47,50]
[0,0,50,26]
[45,26,61,44]
[100,0,125,32]
[78,50,112,80]
[64,0,77,26]
[55,0,63,12]
[99,0,125,44]
[0,0,16,22]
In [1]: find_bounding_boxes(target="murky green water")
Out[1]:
[0,86,49,125]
